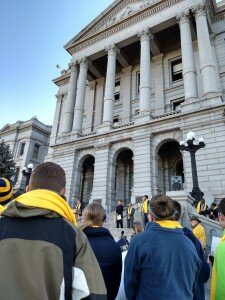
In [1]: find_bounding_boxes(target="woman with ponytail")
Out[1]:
[124,195,201,300]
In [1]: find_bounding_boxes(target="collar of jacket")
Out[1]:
[155,220,183,229]
[2,189,76,225]
[83,226,114,239]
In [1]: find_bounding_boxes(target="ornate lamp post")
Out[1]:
[180,132,205,204]
[22,163,34,188]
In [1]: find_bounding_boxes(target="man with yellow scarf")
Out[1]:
[210,198,225,300]
[0,162,107,300]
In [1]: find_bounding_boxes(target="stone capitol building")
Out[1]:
[46,0,225,211]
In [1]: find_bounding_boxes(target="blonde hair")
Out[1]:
[133,222,143,235]
[82,203,106,227]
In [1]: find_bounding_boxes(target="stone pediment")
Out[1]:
[65,0,163,52]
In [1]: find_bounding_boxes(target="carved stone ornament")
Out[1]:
[105,44,120,55]
[192,3,208,18]
[79,57,91,68]
[176,10,190,25]
[68,0,183,53]
[137,28,153,42]
[68,61,78,71]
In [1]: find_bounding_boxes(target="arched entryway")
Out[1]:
[157,140,184,194]
[80,155,95,206]
[114,148,134,207]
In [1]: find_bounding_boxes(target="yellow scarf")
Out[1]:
[0,204,4,214]
[197,202,206,213]
[155,220,183,229]
[210,233,225,300]
[13,189,76,225]
[128,207,132,215]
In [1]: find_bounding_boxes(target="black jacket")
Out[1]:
[116,205,124,216]
[83,227,122,300]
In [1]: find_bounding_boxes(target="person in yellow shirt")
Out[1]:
[190,216,206,249]
[141,195,149,226]
[196,197,208,215]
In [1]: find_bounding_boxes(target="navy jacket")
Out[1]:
[83,227,122,300]
[124,223,201,300]
[183,227,210,300]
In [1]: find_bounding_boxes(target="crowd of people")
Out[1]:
[0,162,225,300]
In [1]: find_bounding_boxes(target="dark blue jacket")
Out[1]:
[124,223,201,300]
[83,227,122,300]
[183,227,210,300]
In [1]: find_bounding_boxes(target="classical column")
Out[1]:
[94,78,105,128]
[63,62,78,133]
[102,44,119,127]
[137,28,153,120]
[152,54,165,115]
[121,66,132,124]
[73,57,90,134]
[85,81,96,133]
[51,93,63,138]
[193,4,219,96]
[177,11,198,100]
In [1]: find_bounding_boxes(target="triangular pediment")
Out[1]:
[65,0,162,52]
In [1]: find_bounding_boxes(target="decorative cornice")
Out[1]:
[105,43,120,55]
[53,73,70,87]
[69,0,185,54]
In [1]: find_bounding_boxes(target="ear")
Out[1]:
[61,187,66,196]
[25,185,30,192]
[219,213,225,223]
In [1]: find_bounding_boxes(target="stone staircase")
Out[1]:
[103,205,142,240]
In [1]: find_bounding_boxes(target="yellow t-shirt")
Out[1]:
[142,200,148,214]
[193,223,206,248]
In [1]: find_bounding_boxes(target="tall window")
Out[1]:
[115,80,121,101]
[19,142,25,156]
[171,58,183,82]
[32,143,40,159]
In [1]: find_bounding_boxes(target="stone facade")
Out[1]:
[47,0,225,210]
[0,117,52,191]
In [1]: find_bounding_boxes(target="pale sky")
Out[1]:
[0,0,113,129]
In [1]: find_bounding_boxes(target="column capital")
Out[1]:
[176,10,191,25]
[152,53,164,62]
[88,81,96,90]
[122,65,133,74]
[105,44,120,56]
[192,3,208,18]
[68,61,78,71]
[79,57,91,69]
[96,77,105,86]
[137,28,153,42]
[55,93,64,101]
